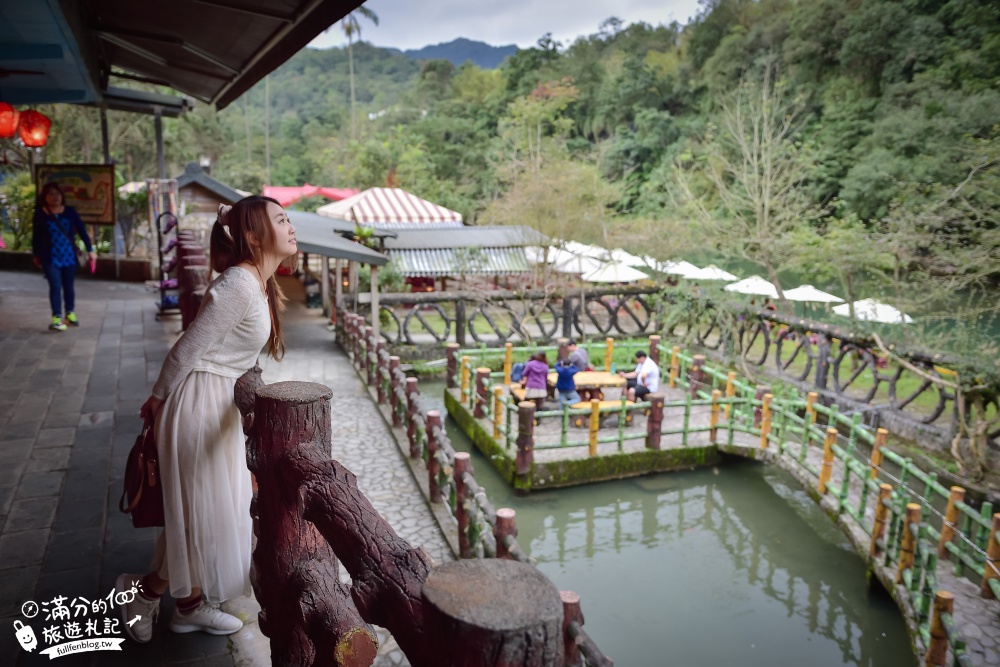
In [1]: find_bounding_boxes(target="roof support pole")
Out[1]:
[334,258,343,309]
[154,106,165,179]
[100,105,111,164]
[370,265,380,343]
[321,255,331,317]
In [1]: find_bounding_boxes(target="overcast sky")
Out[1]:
[308,0,704,51]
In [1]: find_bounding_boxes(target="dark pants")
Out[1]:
[43,263,76,317]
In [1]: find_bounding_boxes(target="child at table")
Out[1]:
[554,359,581,409]
[520,352,550,411]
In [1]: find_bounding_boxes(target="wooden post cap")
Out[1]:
[427,409,441,419]
[423,559,563,663]
[256,381,332,404]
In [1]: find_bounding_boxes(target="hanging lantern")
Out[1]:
[0,103,19,138]
[18,109,52,147]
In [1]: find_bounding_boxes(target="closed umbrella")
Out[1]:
[581,261,649,283]
[783,284,844,303]
[833,299,913,324]
[724,275,779,298]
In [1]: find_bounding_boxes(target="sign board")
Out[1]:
[35,164,116,225]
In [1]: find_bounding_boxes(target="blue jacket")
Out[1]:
[554,364,578,391]
[32,205,92,267]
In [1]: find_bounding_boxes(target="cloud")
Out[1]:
[309,0,703,51]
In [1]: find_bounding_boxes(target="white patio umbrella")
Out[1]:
[581,261,649,283]
[687,264,739,281]
[563,241,608,259]
[783,284,844,303]
[724,275,779,298]
[552,253,604,274]
[662,260,703,278]
[609,248,647,267]
[833,299,913,324]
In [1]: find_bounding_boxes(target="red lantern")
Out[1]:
[0,103,19,138]
[18,109,51,147]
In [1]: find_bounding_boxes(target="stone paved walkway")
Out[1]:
[0,269,448,667]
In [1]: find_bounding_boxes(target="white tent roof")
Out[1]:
[687,264,739,281]
[833,299,913,324]
[562,241,609,259]
[724,275,779,297]
[609,248,647,267]
[783,284,844,303]
[581,261,649,283]
[662,260,703,278]
[316,187,463,226]
[552,253,604,274]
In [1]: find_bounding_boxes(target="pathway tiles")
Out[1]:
[0,270,450,667]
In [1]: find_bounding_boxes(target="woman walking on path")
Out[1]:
[117,196,297,643]
[31,183,95,331]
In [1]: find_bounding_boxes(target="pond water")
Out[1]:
[421,382,916,667]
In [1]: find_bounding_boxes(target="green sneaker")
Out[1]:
[65,312,79,326]
[49,316,67,332]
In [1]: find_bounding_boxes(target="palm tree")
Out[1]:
[341,6,379,140]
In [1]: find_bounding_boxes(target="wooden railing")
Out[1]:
[340,313,615,666]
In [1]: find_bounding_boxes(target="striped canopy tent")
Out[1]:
[316,187,463,229]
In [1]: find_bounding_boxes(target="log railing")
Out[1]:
[340,313,615,666]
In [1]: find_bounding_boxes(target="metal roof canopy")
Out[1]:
[0,0,363,110]
[291,211,388,266]
[383,226,547,250]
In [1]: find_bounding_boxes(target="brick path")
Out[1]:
[0,269,448,667]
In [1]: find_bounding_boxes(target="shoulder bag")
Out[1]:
[119,422,164,528]
[48,210,88,268]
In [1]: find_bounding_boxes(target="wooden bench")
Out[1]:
[569,400,635,428]
[510,386,527,403]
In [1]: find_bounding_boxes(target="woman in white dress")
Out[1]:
[117,196,297,642]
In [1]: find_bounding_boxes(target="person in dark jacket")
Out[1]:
[32,183,95,331]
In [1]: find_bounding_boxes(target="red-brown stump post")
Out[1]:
[561,591,584,667]
[366,327,378,388]
[405,377,421,459]
[376,341,389,405]
[557,338,569,361]
[180,262,208,330]
[426,410,443,503]
[389,356,403,428]
[925,591,954,667]
[646,393,664,450]
[248,382,380,666]
[350,315,361,366]
[689,354,706,398]
[423,560,564,666]
[474,367,490,418]
[648,335,661,365]
[753,385,771,428]
[494,508,517,560]
[515,402,535,492]
[446,343,461,389]
[453,452,473,558]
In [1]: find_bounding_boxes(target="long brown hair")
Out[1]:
[210,195,288,359]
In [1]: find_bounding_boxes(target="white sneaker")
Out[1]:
[169,600,243,635]
[116,573,160,643]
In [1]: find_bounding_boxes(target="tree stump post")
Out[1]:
[897,503,921,583]
[446,343,461,389]
[646,393,664,450]
[814,333,831,390]
[515,402,535,491]
[426,410,443,503]
[376,341,388,405]
[405,377,421,459]
[938,486,965,558]
[179,257,207,330]
[925,591,954,667]
[503,342,513,385]
[422,559,564,666]
[689,354,706,398]
[248,382,379,666]
[818,427,837,494]
[561,591,584,667]
[557,338,569,362]
[365,327,378,388]
[981,513,1000,599]
[389,356,403,427]
[668,345,680,388]
[648,334,661,365]
[759,393,773,450]
[710,389,721,444]
[474,367,490,418]
[494,508,517,560]
[453,452,473,558]
[871,427,888,478]
[870,483,893,558]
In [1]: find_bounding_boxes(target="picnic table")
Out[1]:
[547,370,625,401]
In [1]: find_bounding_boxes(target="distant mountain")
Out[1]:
[402,38,518,69]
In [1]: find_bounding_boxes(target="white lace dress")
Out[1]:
[149,266,270,602]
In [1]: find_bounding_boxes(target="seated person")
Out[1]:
[566,340,591,372]
[519,352,550,411]
[554,360,581,408]
[618,350,660,402]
